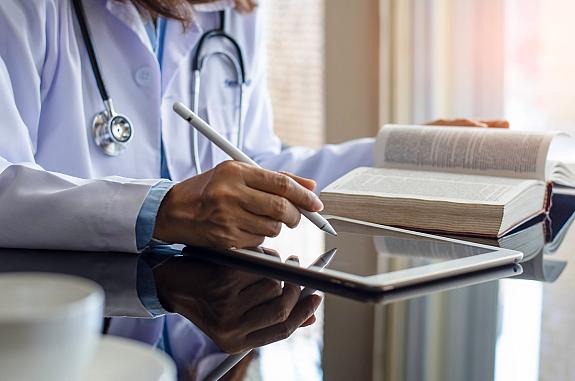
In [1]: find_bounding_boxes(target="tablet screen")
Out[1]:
[252,217,520,279]
[182,216,522,298]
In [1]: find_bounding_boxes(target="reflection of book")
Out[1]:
[373,235,487,261]
[515,250,566,283]
[547,193,575,253]
[373,192,575,282]
[449,193,575,282]
[372,222,567,283]
[546,212,575,254]
[446,192,575,258]
[462,216,549,262]
[320,125,574,237]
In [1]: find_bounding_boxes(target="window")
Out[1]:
[379,1,575,380]
[258,2,326,380]
[264,0,325,148]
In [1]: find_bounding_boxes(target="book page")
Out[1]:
[547,161,575,187]
[375,125,554,180]
[323,167,539,205]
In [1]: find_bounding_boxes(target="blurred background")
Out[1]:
[260,0,575,380]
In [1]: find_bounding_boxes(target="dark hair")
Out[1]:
[128,0,216,22]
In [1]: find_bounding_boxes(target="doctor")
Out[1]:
[0,0,374,378]
[0,0,501,378]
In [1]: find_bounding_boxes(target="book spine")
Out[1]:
[545,182,554,213]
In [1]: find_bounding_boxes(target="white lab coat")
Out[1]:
[0,0,373,253]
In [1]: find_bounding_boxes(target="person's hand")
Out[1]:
[426,119,509,128]
[152,253,321,354]
[153,161,322,249]
[234,0,258,13]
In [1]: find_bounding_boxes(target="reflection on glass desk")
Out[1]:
[0,192,574,381]
[0,239,518,381]
[322,191,575,381]
[182,219,522,303]
[0,238,521,316]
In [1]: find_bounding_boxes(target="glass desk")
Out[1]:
[0,192,573,381]
[321,191,575,381]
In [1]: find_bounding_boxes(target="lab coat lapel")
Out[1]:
[103,2,208,95]
[161,17,203,93]
[105,0,154,53]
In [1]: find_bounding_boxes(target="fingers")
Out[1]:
[237,278,283,312]
[241,282,301,333]
[479,119,510,129]
[238,188,301,229]
[207,266,267,300]
[301,314,317,327]
[427,118,487,127]
[243,169,323,214]
[280,172,317,192]
[427,118,509,129]
[236,209,284,237]
[245,294,322,349]
[286,255,299,265]
[225,229,265,249]
[160,161,322,249]
[259,247,281,258]
[293,267,318,329]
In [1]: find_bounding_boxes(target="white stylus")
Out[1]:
[173,101,337,237]
[201,248,337,381]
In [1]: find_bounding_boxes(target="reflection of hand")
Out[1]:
[427,119,509,128]
[153,161,322,249]
[153,255,321,354]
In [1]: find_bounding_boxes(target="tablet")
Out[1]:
[181,217,523,301]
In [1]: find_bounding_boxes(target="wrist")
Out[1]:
[136,180,175,250]
[152,184,177,243]
[151,263,175,313]
[136,253,175,316]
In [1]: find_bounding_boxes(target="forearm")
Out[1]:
[0,159,159,252]
[257,138,375,192]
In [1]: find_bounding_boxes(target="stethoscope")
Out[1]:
[190,9,247,174]
[72,0,247,172]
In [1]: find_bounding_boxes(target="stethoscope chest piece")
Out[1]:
[74,0,245,161]
[72,0,133,157]
[92,106,133,156]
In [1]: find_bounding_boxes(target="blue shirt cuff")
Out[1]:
[137,252,176,317]
[135,180,175,251]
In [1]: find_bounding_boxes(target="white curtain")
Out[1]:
[377,2,545,381]
[380,0,506,125]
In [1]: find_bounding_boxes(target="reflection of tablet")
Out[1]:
[182,217,523,301]
[374,265,521,304]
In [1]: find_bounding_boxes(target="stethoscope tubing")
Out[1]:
[72,0,110,103]
[74,0,248,163]
[190,10,248,174]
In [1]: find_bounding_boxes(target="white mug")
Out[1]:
[0,273,104,381]
[83,335,177,381]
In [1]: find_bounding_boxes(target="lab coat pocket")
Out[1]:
[206,102,241,166]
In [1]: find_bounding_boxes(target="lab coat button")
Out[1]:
[134,67,154,87]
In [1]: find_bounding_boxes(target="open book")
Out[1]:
[321,125,574,237]
[368,192,575,283]
[547,161,575,188]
